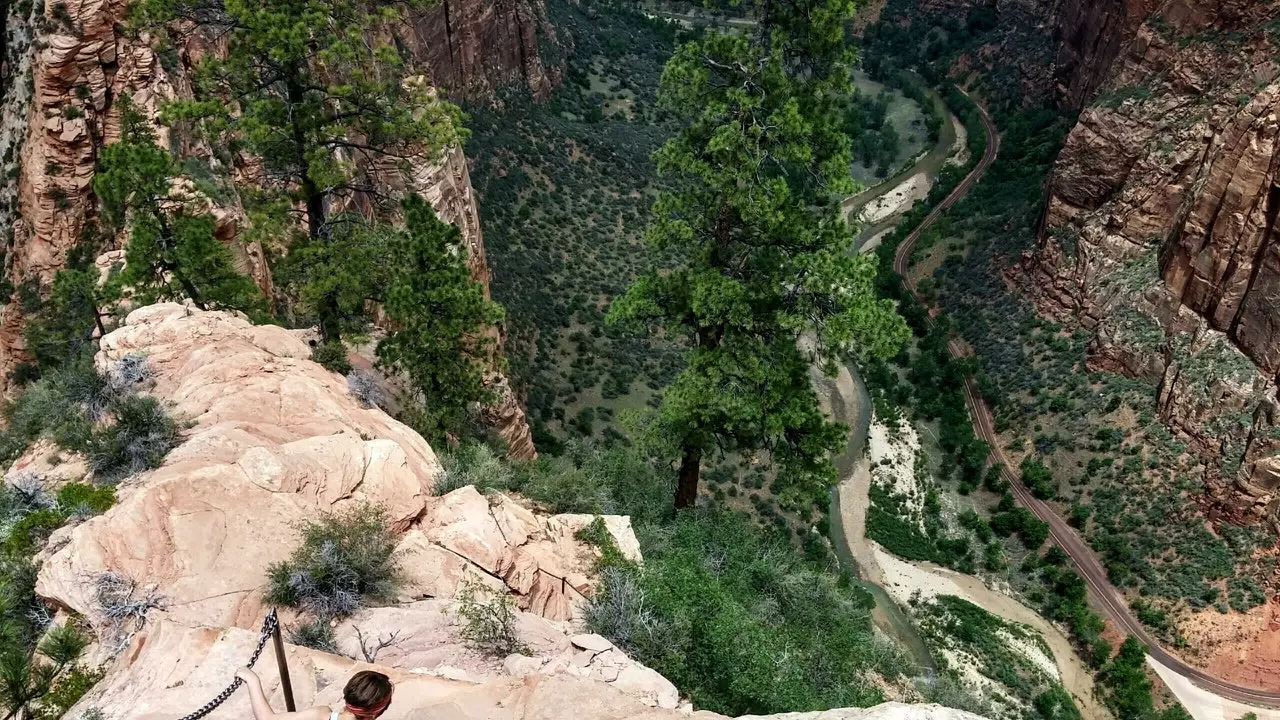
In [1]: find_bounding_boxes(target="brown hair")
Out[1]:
[344,671,393,715]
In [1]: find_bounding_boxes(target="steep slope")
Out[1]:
[1027,1,1280,521]
[0,0,543,456]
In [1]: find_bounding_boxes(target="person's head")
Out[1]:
[343,671,393,719]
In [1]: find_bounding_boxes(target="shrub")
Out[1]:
[345,370,383,409]
[590,511,891,715]
[31,665,105,720]
[456,577,525,657]
[312,342,352,375]
[92,572,165,652]
[108,354,152,391]
[266,504,399,620]
[87,395,179,480]
[437,444,515,496]
[288,618,340,654]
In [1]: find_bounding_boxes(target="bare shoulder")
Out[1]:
[293,707,335,720]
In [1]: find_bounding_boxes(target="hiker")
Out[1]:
[235,668,394,720]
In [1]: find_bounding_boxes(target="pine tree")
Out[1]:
[609,1,909,509]
[138,0,465,342]
[23,268,106,375]
[376,195,504,442]
[94,101,264,315]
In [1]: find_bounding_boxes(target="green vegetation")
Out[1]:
[466,1,685,445]
[0,356,180,482]
[95,100,263,315]
[914,595,1078,719]
[0,477,114,719]
[375,195,505,443]
[445,442,913,714]
[456,577,525,657]
[609,0,908,508]
[589,510,906,714]
[139,0,463,343]
[267,504,400,630]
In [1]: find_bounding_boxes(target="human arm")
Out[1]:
[235,669,329,720]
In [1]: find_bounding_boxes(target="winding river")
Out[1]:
[816,79,1107,716]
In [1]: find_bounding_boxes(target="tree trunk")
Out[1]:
[675,445,701,509]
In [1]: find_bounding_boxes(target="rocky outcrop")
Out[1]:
[72,620,985,720]
[32,305,597,632]
[404,0,563,102]
[1050,0,1161,109]
[1025,0,1280,518]
[24,303,981,720]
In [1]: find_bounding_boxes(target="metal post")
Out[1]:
[271,615,297,712]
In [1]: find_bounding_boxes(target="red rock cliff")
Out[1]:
[1028,0,1280,520]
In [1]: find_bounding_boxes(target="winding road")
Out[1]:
[890,92,1280,709]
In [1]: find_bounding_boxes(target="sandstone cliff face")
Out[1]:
[1027,0,1280,518]
[405,0,563,102]
[0,0,542,456]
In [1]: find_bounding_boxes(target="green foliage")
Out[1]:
[95,100,264,315]
[441,440,674,525]
[86,394,180,481]
[590,510,902,714]
[375,195,505,443]
[0,361,179,481]
[916,596,1078,717]
[1020,456,1055,499]
[0,623,92,719]
[1033,685,1083,720]
[574,517,628,570]
[266,503,399,620]
[456,577,525,657]
[610,2,909,506]
[310,342,352,376]
[467,1,683,444]
[22,268,105,376]
[287,618,339,654]
[29,664,104,720]
[1101,637,1157,718]
[138,0,463,342]
[436,443,516,496]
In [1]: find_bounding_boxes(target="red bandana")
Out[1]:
[346,696,392,720]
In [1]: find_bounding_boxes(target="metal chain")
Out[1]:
[176,609,280,720]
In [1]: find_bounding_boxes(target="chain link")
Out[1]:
[176,609,280,720]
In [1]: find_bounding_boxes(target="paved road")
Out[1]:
[890,91,1280,708]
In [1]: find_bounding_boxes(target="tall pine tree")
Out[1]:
[610,0,909,508]
[376,195,504,443]
[137,0,464,342]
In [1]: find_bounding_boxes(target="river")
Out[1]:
[815,80,1107,716]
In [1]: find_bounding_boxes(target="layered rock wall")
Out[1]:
[405,0,562,102]
[1025,0,1280,518]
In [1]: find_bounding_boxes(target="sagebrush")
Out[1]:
[266,504,399,620]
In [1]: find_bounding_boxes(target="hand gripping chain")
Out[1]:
[176,609,280,720]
